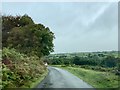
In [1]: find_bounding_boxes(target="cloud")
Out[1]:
[53,2,118,53]
[2,2,118,53]
[86,3,112,26]
[86,3,118,32]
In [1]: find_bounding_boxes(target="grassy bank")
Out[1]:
[22,70,48,88]
[2,48,48,89]
[54,65,119,88]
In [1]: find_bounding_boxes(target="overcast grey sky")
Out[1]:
[2,2,118,53]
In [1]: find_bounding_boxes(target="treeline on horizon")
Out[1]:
[1,14,55,88]
[47,52,120,74]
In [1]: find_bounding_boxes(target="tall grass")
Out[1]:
[57,66,119,88]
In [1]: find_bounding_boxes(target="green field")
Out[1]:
[55,65,119,88]
[49,50,119,88]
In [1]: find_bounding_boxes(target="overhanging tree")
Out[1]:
[2,15,55,57]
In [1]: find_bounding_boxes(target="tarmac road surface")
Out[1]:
[36,66,93,88]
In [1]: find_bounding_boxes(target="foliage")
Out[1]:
[2,14,54,88]
[2,48,47,88]
[2,15,34,47]
[19,14,34,26]
[2,15,55,57]
[48,52,119,69]
[73,56,98,66]
[100,56,118,67]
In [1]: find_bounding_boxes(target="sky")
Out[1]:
[2,2,118,53]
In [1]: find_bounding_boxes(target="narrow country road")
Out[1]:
[36,66,93,88]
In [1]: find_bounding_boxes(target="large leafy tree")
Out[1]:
[2,15,55,57]
[2,14,34,47]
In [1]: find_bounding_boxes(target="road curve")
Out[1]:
[36,66,93,88]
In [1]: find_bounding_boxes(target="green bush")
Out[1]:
[2,48,47,88]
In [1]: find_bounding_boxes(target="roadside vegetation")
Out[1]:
[2,48,48,88]
[55,65,119,88]
[48,52,120,88]
[2,15,55,88]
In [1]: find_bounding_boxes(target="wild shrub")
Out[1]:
[2,48,46,88]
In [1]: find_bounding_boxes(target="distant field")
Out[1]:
[49,51,119,88]
[49,51,118,58]
[55,65,119,88]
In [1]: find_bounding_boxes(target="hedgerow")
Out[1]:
[2,48,46,88]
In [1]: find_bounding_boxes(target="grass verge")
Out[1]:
[54,65,119,88]
[30,69,48,88]
[19,69,48,90]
